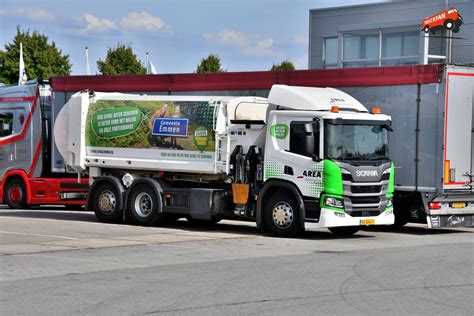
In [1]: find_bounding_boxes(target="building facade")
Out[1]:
[309,0,473,69]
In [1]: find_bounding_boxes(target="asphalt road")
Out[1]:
[0,206,473,315]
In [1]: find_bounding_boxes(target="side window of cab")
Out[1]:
[0,112,14,138]
[289,120,320,158]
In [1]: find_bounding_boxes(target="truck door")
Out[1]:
[444,70,474,190]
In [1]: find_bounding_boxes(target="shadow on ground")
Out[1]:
[2,205,469,240]
[362,224,472,235]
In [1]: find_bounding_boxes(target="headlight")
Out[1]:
[387,197,393,207]
[324,196,344,208]
[340,168,351,174]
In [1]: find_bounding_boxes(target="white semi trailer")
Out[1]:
[56,85,395,236]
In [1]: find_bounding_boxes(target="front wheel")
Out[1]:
[4,178,28,209]
[328,226,360,236]
[264,190,303,237]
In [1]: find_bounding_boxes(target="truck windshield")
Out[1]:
[325,122,389,161]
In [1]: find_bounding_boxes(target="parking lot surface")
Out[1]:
[1,206,473,315]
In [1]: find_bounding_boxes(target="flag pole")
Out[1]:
[85,46,91,75]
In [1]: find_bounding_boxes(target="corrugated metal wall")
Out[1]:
[309,0,473,69]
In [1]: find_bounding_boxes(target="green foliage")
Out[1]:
[97,43,146,75]
[271,59,295,71]
[0,27,71,84]
[196,54,224,73]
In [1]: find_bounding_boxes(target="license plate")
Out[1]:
[451,202,466,208]
[360,219,375,226]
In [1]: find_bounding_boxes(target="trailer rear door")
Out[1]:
[443,67,474,191]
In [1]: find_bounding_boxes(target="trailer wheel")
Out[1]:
[92,182,122,223]
[128,183,164,226]
[328,226,360,236]
[264,190,303,237]
[4,178,27,209]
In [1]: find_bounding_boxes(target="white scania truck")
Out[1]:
[56,85,395,236]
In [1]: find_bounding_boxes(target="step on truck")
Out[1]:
[55,85,395,236]
[0,82,88,208]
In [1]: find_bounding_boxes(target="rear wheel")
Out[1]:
[92,182,122,223]
[4,178,28,209]
[264,190,303,237]
[328,226,360,236]
[444,20,454,30]
[128,184,164,226]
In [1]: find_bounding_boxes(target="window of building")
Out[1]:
[381,31,419,66]
[342,33,379,68]
[323,37,338,68]
[0,112,14,138]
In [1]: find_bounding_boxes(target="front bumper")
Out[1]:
[305,207,394,229]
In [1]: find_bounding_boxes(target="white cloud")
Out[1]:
[204,29,278,57]
[217,29,248,46]
[82,13,116,33]
[293,34,307,45]
[0,8,54,22]
[244,38,276,57]
[120,11,170,33]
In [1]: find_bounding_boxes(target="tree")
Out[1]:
[0,27,71,84]
[196,54,224,73]
[97,43,146,75]
[271,60,295,71]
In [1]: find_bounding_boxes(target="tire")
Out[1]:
[4,178,28,209]
[328,226,360,236]
[264,190,303,237]
[128,183,164,226]
[92,182,122,223]
[423,26,430,33]
[444,20,454,30]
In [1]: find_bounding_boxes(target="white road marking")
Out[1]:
[0,231,79,240]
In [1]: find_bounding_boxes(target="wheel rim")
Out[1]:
[446,22,453,29]
[9,185,22,204]
[272,202,294,228]
[134,192,153,218]
[98,190,116,215]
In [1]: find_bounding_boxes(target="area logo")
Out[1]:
[302,170,322,178]
[356,170,378,177]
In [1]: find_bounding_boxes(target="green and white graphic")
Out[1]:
[270,124,289,139]
[91,107,142,138]
[193,126,210,152]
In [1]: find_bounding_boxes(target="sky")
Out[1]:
[0,0,383,75]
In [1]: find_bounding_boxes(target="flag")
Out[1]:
[85,46,91,75]
[18,43,27,85]
[146,53,157,74]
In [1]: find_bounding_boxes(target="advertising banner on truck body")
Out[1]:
[85,99,217,162]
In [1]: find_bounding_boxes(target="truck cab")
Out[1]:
[260,85,394,234]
